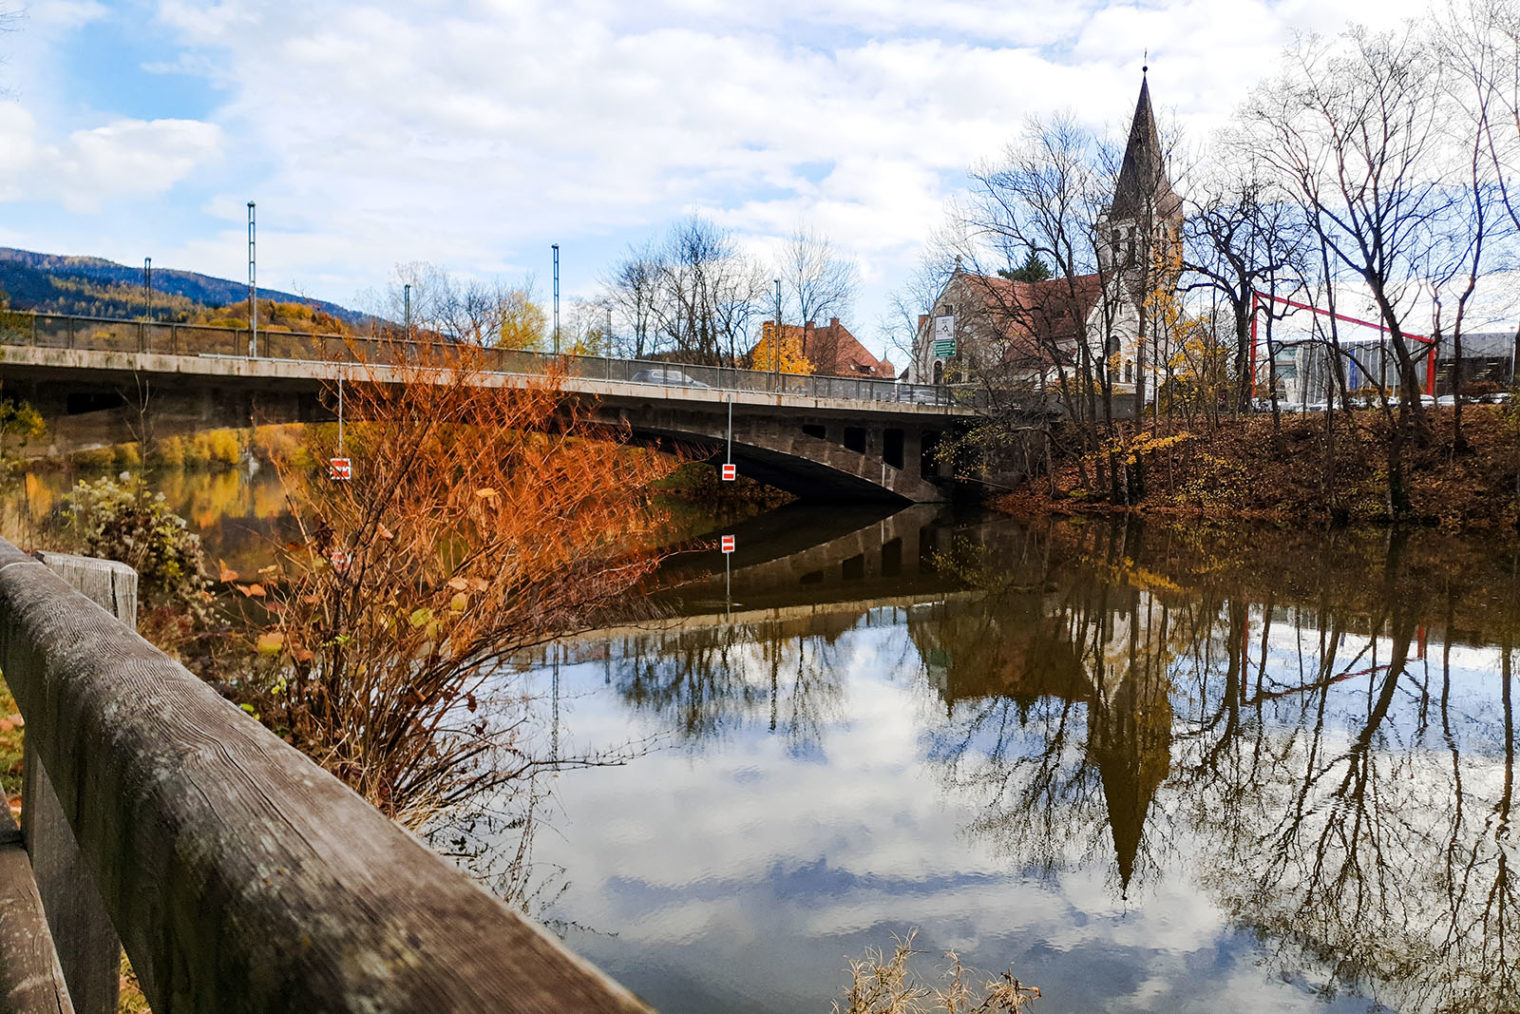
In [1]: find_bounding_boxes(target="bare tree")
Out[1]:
[957,114,1130,495]
[382,263,546,349]
[1428,0,1520,448]
[1240,26,1449,516]
[603,217,765,365]
[878,239,956,377]
[603,243,661,359]
[1182,163,1309,411]
[777,225,858,329]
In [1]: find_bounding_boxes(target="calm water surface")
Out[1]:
[514,506,1519,1014]
[8,471,1515,1012]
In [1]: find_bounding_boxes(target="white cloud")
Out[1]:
[0,0,1463,336]
[0,107,223,212]
[25,1,108,30]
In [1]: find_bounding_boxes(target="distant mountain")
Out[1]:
[0,247,368,324]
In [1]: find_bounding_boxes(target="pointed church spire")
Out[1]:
[1109,72,1176,223]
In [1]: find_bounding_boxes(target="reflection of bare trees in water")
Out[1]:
[608,616,848,754]
[919,519,1520,1011]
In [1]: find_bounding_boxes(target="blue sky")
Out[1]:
[0,0,1431,356]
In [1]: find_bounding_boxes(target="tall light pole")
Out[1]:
[773,277,782,378]
[404,283,412,339]
[143,257,152,321]
[247,201,258,358]
[552,244,560,354]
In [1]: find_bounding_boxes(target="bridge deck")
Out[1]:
[0,312,984,417]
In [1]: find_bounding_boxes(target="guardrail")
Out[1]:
[0,539,649,1014]
[0,311,982,409]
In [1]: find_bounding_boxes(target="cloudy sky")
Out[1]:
[0,0,1433,352]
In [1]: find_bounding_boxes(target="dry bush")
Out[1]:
[832,932,1041,1014]
[231,340,679,826]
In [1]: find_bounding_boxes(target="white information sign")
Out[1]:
[932,314,955,358]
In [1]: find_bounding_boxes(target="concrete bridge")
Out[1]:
[0,313,1029,503]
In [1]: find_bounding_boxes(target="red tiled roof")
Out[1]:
[748,318,895,379]
[957,273,1103,367]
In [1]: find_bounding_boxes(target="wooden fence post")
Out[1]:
[20,553,135,1014]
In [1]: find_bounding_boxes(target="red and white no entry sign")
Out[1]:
[329,457,352,481]
[721,462,737,481]
[720,535,735,554]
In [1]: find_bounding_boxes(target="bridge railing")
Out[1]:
[1,311,985,408]
[0,539,650,1013]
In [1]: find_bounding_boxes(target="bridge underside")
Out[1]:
[618,409,952,502]
[3,363,966,503]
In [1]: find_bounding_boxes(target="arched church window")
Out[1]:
[1124,360,1134,383]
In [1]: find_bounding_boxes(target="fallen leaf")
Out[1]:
[446,577,470,591]
[475,488,498,499]
[256,632,284,655]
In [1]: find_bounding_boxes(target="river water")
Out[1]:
[515,506,1519,1014]
[8,471,1517,1012]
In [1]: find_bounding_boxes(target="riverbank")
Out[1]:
[995,404,1520,532]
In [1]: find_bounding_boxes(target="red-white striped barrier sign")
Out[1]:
[721,463,737,481]
[329,457,352,481]
[720,535,735,554]
[329,550,352,574]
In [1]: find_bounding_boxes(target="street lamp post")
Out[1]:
[247,201,258,358]
[143,257,152,321]
[772,278,782,381]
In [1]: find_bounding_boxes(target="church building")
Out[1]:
[913,72,1183,409]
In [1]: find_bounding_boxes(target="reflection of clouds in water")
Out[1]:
[526,620,1380,1014]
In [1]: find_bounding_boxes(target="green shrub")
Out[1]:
[56,476,211,622]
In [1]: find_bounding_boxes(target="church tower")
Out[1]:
[1099,71,1183,409]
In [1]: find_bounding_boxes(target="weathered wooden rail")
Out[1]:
[0,539,649,1013]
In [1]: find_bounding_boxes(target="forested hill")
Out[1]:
[0,247,365,324]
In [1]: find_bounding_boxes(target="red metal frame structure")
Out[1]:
[1249,290,1436,398]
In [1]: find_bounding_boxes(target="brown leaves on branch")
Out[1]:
[240,338,678,825]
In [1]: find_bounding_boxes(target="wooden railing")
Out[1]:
[0,539,649,1014]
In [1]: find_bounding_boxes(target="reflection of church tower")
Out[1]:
[1084,602,1174,895]
[1098,70,1183,412]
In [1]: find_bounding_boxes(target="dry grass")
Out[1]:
[833,932,1041,1014]
[1000,404,1520,531]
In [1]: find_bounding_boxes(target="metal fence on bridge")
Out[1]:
[0,311,983,409]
